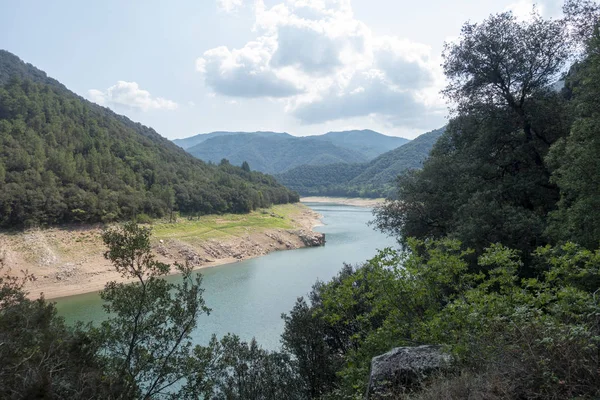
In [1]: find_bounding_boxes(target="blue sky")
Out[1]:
[1,0,562,139]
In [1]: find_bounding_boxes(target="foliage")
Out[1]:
[0,50,298,229]
[323,6,600,398]
[442,11,572,116]
[279,241,600,399]
[0,253,125,399]
[276,128,445,198]
[373,10,577,261]
[547,22,600,249]
[96,222,211,399]
[281,296,343,398]
[198,334,305,400]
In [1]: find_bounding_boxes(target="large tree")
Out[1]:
[97,222,211,399]
[374,10,573,261]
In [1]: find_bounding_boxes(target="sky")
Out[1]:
[0,0,562,139]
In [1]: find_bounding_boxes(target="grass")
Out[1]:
[152,204,305,243]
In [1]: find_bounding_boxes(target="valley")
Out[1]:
[3,1,600,397]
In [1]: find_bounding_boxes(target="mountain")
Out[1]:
[275,127,446,198]
[173,131,289,150]
[0,50,298,228]
[185,133,369,174]
[316,129,409,160]
[350,127,446,187]
[174,130,408,173]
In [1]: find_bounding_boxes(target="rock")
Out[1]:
[178,246,210,266]
[155,244,170,257]
[297,230,326,247]
[53,263,81,282]
[366,345,452,399]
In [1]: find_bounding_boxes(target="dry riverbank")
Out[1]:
[301,196,385,207]
[0,203,323,300]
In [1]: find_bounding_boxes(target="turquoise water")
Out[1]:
[55,203,397,349]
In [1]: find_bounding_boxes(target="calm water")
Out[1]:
[55,203,397,349]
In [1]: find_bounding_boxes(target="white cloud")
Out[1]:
[89,81,178,111]
[202,0,444,128]
[197,38,302,98]
[373,36,435,90]
[270,24,343,74]
[293,69,445,127]
[217,0,244,13]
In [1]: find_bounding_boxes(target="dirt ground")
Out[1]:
[0,205,323,300]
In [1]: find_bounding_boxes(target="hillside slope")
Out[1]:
[317,129,409,160]
[186,133,369,174]
[276,127,445,198]
[0,50,298,228]
[350,127,446,186]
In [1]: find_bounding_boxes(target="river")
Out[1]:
[55,203,397,350]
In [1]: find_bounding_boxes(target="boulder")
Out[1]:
[366,345,452,399]
[297,230,326,247]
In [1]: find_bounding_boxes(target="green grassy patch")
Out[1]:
[152,204,304,242]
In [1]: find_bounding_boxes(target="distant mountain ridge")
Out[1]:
[173,129,409,174]
[318,130,409,159]
[275,127,446,198]
[173,131,290,150]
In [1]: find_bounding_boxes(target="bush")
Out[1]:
[134,212,153,224]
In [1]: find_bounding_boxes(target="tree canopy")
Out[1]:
[0,51,298,229]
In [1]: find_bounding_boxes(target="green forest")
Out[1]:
[0,51,298,228]
[275,127,444,198]
[2,1,600,399]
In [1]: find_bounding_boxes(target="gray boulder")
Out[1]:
[297,230,326,247]
[366,345,452,399]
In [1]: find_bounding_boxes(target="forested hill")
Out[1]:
[173,131,288,150]
[0,50,298,228]
[186,133,369,174]
[175,129,408,174]
[276,127,445,198]
[318,129,409,159]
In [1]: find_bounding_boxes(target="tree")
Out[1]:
[374,11,573,261]
[443,11,571,125]
[97,222,211,399]
[0,254,124,399]
[281,298,341,399]
[547,13,600,248]
[199,334,304,400]
[564,0,600,43]
[241,161,251,172]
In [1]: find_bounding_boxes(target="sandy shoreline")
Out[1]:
[1,204,323,300]
[301,196,385,207]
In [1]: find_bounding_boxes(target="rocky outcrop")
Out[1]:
[366,345,453,399]
[297,230,326,247]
